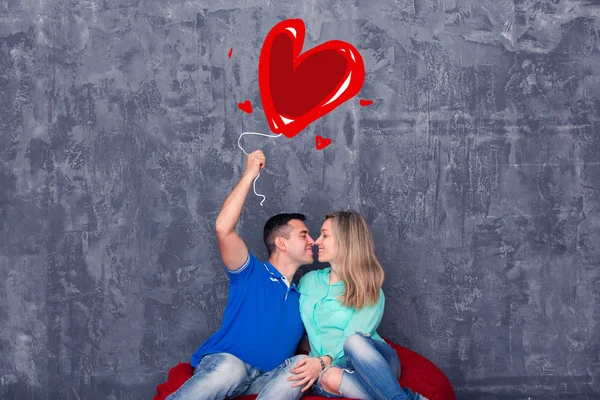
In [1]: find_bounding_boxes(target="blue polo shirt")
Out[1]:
[190,252,304,372]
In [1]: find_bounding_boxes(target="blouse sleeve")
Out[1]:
[327,289,385,365]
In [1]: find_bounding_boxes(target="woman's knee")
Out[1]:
[320,367,343,394]
[343,332,371,355]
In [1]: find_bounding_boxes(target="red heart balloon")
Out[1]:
[259,19,365,139]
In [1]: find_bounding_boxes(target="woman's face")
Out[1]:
[315,218,339,264]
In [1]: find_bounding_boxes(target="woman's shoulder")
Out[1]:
[298,268,329,288]
[378,288,385,303]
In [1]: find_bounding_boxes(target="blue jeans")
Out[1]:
[165,352,307,400]
[312,333,428,400]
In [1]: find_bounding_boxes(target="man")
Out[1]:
[166,150,314,400]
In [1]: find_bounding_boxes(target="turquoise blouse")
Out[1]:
[298,268,385,366]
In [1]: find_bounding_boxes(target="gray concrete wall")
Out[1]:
[1,0,599,399]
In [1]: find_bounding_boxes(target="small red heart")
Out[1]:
[238,100,252,114]
[316,135,331,150]
[259,19,365,139]
[359,99,373,106]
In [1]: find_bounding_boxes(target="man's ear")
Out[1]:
[275,237,287,253]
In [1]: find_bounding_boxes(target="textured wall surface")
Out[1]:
[1,0,600,399]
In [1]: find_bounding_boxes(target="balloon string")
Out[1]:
[237,131,283,206]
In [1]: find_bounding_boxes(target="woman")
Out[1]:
[287,211,427,400]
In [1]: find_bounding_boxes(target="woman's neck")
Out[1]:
[329,263,341,285]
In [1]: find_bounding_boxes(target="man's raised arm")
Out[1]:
[215,150,265,271]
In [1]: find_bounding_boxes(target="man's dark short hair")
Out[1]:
[263,213,306,256]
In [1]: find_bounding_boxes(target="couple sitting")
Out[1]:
[166,150,427,400]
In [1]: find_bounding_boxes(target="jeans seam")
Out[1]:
[346,355,386,400]
[347,333,385,399]
[336,367,355,396]
[254,363,287,398]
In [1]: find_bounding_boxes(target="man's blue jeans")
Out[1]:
[312,333,428,400]
[165,352,307,400]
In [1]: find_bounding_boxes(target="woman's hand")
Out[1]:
[288,357,322,392]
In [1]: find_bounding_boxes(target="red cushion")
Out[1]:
[153,362,194,400]
[385,339,455,400]
[153,339,455,400]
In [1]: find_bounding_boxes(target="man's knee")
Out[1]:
[166,353,249,400]
[213,353,248,381]
[198,353,248,385]
[320,367,343,394]
[285,354,308,370]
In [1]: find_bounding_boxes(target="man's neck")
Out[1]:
[268,253,299,283]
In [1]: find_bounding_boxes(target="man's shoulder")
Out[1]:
[227,251,266,281]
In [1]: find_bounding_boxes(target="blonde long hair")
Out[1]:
[326,211,384,310]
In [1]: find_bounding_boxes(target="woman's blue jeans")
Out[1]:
[312,333,428,400]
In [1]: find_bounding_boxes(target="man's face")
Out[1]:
[282,219,315,264]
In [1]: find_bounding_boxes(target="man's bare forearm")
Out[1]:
[215,173,255,235]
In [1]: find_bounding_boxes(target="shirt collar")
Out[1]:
[264,261,282,278]
[322,268,344,286]
[265,262,298,291]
